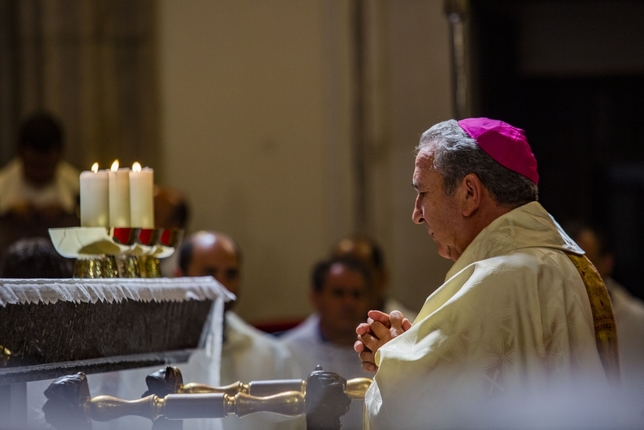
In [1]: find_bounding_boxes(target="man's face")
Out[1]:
[573,229,612,278]
[312,263,370,340]
[20,146,61,186]
[333,239,387,308]
[154,191,176,229]
[412,149,464,261]
[186,235,241,300]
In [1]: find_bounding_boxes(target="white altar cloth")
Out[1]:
[0,276,235,306]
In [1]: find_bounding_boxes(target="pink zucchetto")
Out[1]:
[458,117,539,185]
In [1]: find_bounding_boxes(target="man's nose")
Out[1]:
[412,196,424,224]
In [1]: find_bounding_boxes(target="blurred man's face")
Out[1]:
[186,234,241,302]
[312,263,370,344]
[19,146,61,186]
[573,229,613,278]
[333,238,387,308]
[153,186,186,229]
[154,193,176,229]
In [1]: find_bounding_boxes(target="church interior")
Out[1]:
[1,0,644,429]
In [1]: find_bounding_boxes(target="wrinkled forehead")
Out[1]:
[414,148,435,172]
[413,149,445,192]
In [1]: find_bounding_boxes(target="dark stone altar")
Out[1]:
[0,277,233,429]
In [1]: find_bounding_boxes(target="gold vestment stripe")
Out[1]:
[565,251,621,386]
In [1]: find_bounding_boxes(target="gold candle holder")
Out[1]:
[49,227,184,279]
[139,255,161,278]
[73,256,118,279]
[116,255,141,278]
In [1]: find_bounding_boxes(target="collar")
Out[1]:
[446,201,583,280]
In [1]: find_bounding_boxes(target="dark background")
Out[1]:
[470,0,644,298]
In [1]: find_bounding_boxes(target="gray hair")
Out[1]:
[416,119,538,206]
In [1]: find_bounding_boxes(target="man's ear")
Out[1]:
[460,173,482,217]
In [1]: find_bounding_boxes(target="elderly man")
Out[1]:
[176,231,299,381]
[355,118,619,429]
[176,230,302,430]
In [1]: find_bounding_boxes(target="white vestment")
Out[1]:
[365,202,612,429]
[0,157,79,215]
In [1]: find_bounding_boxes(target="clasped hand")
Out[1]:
[354,310,411,373]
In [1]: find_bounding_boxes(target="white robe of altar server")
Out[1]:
[281,313,372,430]
[365,202,613,430]
[0,157,79,215]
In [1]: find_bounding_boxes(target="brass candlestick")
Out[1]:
[43,372,304,428]
[145,365,360,430]
[145,365,371,400]
[43,367,357,430]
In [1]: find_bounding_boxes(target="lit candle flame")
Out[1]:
[91,162,99,173]
[111,160,119,171]
[132,162,142,172]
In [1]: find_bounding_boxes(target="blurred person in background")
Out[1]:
[331,236,417,321]
[154,184,190,277]
[0,112,79,220]
[0,112,79,261]
[177,230,302,430]
[281,256,374,430]
[566,221,644,399]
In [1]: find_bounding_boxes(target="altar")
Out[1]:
[1,277,368,430]
[0,276,233,429]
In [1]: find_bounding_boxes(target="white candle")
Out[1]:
[108,160,131,227]
[129,162,154,228]
[80,163,109,227]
